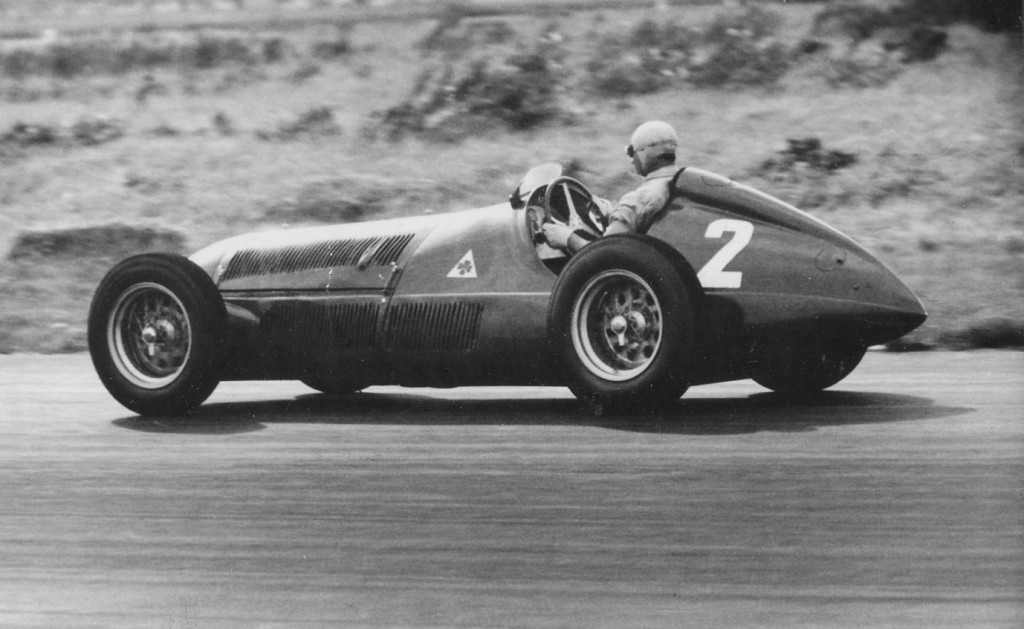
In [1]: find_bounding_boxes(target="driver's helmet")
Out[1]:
[626,121,678,176]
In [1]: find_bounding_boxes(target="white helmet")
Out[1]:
[626,120,678,176]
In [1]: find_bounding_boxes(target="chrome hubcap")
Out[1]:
[107,283,192,389]
[571,270,663,381]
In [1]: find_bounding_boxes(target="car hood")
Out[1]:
[189,211,451,289]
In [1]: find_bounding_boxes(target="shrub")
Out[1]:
[311,28,353,60]
[457,53,560,130]
[147,124,181,137]
[419,4,469,52]
[586,5,791,95]
[7,224,185,260]
[261,177,461,224]
[938,318,1024,349]
[192,35,256,68]
[0,32,277,79]
[134,75,169,104]
[812,2,893,41]
[70,115,124,146]
[263,179,381,224]
[705,3,785,41]
[0,48,37,78]
[883,27,948,63]
[898,0,1021,32]
[760,138,858,175]
[290,62,322,83]
[0,122,58,147]
[688,35,791,88]
[1,116,123,150]
[257,107,340,141]
[50,42,98,77]
[586,19,694,96]
[806,1,955,86]
[212,111,236,136]
[422,18,518,56]
[261,37,289,63]
[588,55,667,97]
[701,1,790,80]
[820,44,902,88]
[379,50,562,140]
[752,138,859,210]
[115,39,177,72]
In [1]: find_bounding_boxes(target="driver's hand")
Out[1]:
[541,222,573,250]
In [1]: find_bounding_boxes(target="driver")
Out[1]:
[542,120,681,254]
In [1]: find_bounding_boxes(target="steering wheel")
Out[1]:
[542,177,606,236]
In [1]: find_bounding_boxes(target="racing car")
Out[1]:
[88,164,926,415]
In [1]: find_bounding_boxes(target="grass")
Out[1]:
[0,2,1022,353]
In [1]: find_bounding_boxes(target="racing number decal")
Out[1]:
[696,219,753,289]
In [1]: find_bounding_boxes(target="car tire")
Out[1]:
[88,253,227,416]
[548,235,702,410]
[753,344,866,395]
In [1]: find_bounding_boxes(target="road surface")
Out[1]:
[0,351,1021,628]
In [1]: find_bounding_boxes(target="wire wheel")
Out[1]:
[571,270,663,382]
[548,235,703,409]
[108,282,193,389]
[89,253,226,415]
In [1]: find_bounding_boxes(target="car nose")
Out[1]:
[854,266,928,340]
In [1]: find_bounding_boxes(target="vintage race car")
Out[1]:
[88,164,926,415]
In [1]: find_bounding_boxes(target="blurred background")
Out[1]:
[0,0,1021,353]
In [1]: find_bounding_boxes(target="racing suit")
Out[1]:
[544,166,681,253]
[600,165,680,234]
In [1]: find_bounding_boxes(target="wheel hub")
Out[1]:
[608,312,649,347]
[108,283,192,388]
[571,270,663,381]
[141,318,180,356]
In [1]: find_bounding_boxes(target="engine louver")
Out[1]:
[222,234,414,281]
[262,301,378,356]
[384,302,484,352]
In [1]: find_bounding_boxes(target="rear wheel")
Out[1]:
[301,374,366,396]
[753,344,866,395]
[88,253,226,416]
[548,236,701,410]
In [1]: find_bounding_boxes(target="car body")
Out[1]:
[88,165,926,415]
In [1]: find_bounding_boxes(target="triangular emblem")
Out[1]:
[447,250,477,278]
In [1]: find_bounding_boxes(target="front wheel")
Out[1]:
[548,236,702,410]
[88,253,227,416]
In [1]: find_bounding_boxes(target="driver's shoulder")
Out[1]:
[644,165,682,181]
[635,169,678,200]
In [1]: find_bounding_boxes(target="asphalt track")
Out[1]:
[0,351,1021,628]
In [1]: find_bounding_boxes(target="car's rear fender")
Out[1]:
[652,168,926,355]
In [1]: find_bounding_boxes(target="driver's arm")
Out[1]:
[542,222,597,254]
[603,220,634,236]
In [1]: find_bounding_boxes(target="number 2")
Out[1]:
[697,219,753,289]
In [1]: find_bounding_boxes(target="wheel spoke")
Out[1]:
[108,283,192,389]
[572,270,663,381]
